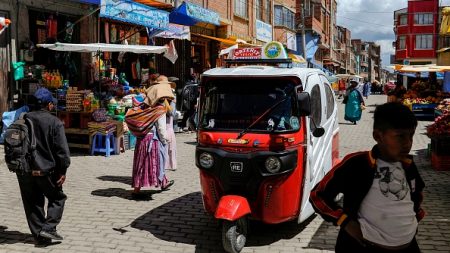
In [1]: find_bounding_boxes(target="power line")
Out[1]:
[339,10,392,14]
[337,15,393,28]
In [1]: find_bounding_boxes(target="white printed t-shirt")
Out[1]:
[357,159,418,247]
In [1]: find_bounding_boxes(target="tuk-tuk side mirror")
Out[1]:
[297,92,311,116]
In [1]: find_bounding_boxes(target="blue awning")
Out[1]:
[169,1,220,26]
[70,0,99,4]
[100,0,169,30]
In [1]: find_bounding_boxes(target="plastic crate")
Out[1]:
[430,137,450,156]
[431,152,450,171]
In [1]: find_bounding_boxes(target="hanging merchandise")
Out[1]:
[110,24,117,43]
[64,22,74,42]
[136,59,141,80]
[104,22,110,60]
[46,15,57,39]
[119,72,130,94]
[12,62,25,81]
[0,17,11,35]
[131,61,137,80]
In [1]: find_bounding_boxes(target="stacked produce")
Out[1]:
[435,99,450,115]
[427,113,450,138]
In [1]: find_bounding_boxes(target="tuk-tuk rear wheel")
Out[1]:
[222,218,248,253]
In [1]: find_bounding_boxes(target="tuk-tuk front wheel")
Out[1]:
[222,218,248,253]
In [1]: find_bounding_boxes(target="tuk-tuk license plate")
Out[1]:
[230,162,243,173]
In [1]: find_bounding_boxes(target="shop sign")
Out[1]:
[262,41,288,59]
[156,23,190,40]
[100,0,169,30]
[231,48,262,59]
[185,2,220,26]
[256,20,272,43]
[286,31,297,51]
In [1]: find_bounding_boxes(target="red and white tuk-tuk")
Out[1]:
[195,41,339,253]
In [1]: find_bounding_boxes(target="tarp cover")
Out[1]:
[37,42,168,54]
[169,1,220,26]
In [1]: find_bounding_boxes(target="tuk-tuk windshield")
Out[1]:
[200,79,300,132]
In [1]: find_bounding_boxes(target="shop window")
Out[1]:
[234,0,248,18]
[28,10,81,85]
[415,34,433,49]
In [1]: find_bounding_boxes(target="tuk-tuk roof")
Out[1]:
[202,65,325,81]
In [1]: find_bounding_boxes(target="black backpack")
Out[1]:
[4,113,37,174]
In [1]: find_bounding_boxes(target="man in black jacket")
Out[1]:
[17,87,70,246]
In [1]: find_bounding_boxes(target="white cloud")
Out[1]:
[336,0,450,66]
[375,39,395,65]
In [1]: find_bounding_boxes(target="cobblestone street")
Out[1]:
[1,94,449,253]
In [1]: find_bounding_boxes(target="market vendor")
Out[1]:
[144,75,175,106]
[388,83,406,102]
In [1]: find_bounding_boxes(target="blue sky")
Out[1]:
[336,0,450,68]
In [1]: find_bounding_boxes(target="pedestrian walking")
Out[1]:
[338,79,346,99]
[17,87,70,246]
[165,90,177,171]
[180,79,199,131]
[128,75,175,199]
[344,78,365,125]
[310,102,425,253]
[363,79,371,99]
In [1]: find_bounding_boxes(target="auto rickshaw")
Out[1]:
[195,41,339,253]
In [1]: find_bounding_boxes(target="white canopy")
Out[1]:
[37,42,168,54]
[388,64,450,72]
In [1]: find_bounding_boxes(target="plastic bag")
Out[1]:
[12,61,25,81]
[0,105,30,143]
[342,95,348,104]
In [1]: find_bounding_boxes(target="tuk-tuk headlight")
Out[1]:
[199,152,214,169]
[265,156,281,173]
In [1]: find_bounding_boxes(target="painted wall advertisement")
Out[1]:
[256,20,272,43]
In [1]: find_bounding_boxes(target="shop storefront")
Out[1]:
[1,0,174,153]
[166,1,221,81]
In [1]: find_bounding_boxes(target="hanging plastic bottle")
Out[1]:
[46,15,57,39]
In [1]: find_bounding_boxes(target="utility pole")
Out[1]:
[301,2,307,61]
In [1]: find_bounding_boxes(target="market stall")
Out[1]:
[32,42,170,154]
[392,64,450,170]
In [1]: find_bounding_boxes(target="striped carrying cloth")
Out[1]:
[125,105,166,138]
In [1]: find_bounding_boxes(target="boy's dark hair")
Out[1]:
[374,102,417,131]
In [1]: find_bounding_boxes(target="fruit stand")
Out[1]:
[391,64,450,170]
[427,113,450,171]
[401,80,449,119]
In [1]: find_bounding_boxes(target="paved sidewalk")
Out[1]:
[0,94,449,253]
